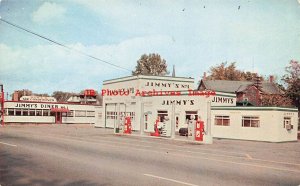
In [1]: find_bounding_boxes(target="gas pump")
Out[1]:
[188,115,196,140]
[123,116,132,134]
[195,120,204,141]
[150,117,160,136]
[160,116,171,137]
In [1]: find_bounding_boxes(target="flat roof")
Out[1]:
[103,75,194,85]
[212,106,298,112]
[5,100,102,107]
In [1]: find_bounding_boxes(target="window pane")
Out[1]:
[43,110,49,116]
[8,109,14,116]
[87,111,95,117]
[251,120,259,127]
[36,110,42,116]
[67,110,74,117]
[29,110,35,116]
[215,118,223,125]
[242,116,259,127]
[23,109,29,116]
[75,110,86,117]
[223,119,230,126]
[243,119,251,127]
[15,109,22,116]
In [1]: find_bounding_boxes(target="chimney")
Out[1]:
[269,75,274,83]
[203,72,207,80]
[172,65,175,77]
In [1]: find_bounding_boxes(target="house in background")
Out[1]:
[198,75,285,106]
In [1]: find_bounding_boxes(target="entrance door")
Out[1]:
[55,112,62,124]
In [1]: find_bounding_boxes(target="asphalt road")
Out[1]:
[1,125,300,186]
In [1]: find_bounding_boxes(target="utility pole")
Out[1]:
[0,84,4,126]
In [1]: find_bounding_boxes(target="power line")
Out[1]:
[0,18,131,72]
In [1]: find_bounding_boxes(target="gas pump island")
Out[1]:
[114,111,212,144]
[150,115,213,144]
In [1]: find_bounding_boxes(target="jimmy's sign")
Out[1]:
[144,81,191,90]
[211,96,236,106]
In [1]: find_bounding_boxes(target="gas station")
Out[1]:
[96,75,224,144]
[96,74,298,143]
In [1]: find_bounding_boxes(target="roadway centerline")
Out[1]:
[0,141,17,147]
[143,173,199,186]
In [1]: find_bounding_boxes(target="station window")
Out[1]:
[8,109,14,116]
[23,109,29,116]
[176,116,179,129]
[185,111,198,124]
[106,111,117,119]
[87,111,95,117]
[75,110,86,117]
[283,117,293,129]
[129,112,135,121]
[215,115,230,126]
[143,114,148,130]
[157,110,168,122]
[242,116,260,127]
[15,109,22,116]
[67,110,74,117]
[36,110,42,116]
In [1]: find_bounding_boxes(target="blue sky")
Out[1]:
[0,0,300,96]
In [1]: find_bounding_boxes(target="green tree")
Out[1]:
[282,60,300,112]
[132,53,169,76]
[207,62,259,81]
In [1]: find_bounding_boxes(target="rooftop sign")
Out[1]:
[20,96,57,103]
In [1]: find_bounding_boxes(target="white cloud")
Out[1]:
[0,35,174,94]
[32,2,66,24]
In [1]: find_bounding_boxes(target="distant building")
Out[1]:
[12,89,33,101]
[67,89,99,105]
[198,76,284,106]
[3,89,101,124]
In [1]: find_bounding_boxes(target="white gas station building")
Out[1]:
[95,75,298,143]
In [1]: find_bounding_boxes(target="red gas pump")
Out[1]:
[150,118,160,137]
[123,116,132,134]
[195,120,204,141]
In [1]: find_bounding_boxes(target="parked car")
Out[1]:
[179,127,188,136]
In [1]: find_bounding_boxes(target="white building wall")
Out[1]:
[4,101,101,124]
[100,75,197,131]
[211,107,298,142]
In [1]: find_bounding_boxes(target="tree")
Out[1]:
[282,60,300,112]
[52,91,74,102]
[207,62,259,81]
[261,94,293,107]
[132,53,169,76]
